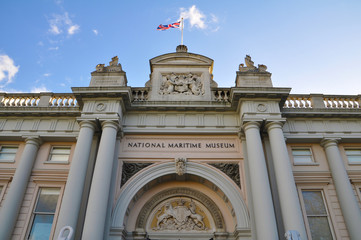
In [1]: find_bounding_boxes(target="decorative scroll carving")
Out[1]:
[239,55,268,73]
[95,56,123,72]
[153,199,206,231]
[210,163,240,187]
[159,73,204,96]
[121,163,152,186]
[175,158,187,176]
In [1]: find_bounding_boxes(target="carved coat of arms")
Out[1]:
[153,199,206,231]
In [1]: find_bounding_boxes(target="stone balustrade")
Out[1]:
[284,94,360,109]
[1,95,40,107]
[132,88,148,102]
[1,91,359,109]
[49,94,78,107]
[212,89,230,102]
[0,93,78,107]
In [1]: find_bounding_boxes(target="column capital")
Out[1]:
[265,121,284,131]
[101,120,120,131]
[22,136,42,147]
[78,120,97,130]
[320,138,341,148]
[242,121,261,131]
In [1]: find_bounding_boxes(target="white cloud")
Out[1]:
[48,46,59,51]
[43,73,51,77]
[180,5,206,29]
[48,12,80,36]
[92,29,98,35]
[0,55,19,87]
[68,24,80,35]
[31,86,51,93]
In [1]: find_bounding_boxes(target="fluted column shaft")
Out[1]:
[321,139,361,239]
[243,122,279,240]
[54,120,96,239]
[266,121,307,239]
[0,137,41,240]
[82,120,119,240]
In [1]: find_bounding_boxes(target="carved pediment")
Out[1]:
[147,46,217,101]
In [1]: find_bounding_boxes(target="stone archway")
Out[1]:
[110,162,250,238]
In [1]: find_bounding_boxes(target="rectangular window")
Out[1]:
[48,146,71,162]
[28,188,60,240]
[0,146,18,162]
[292,148,314,164]
[302,190,333,239]
[345,149,361,163]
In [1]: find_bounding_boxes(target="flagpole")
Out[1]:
[181,18,184,45]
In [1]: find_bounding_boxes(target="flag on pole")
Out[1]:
[157,21,181,31]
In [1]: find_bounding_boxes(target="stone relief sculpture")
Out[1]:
[159,73,204,96]
[95,56,123,72]
[239,55,268,73]
[175,158,187,176]
[153,199,206,231]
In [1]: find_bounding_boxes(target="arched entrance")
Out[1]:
[110,162,251,239]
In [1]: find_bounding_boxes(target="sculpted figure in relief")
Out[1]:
[175,158,187,176]
[154,199,206,231]
[159,73,204,96]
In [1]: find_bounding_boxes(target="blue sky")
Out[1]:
[0,0,360,94]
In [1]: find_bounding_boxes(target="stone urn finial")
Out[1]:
[176,45,188,53]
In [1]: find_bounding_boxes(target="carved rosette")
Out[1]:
[159,73,204,96]
[175,158,187,176]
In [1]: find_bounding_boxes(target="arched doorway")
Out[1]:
[110,162,251,239]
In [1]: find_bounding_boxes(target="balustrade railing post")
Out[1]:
[310,94,324,108]
[358,94,361,108]
[0,94,5,106]
[38,92,53,107]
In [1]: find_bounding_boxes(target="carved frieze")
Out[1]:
[210,163,240,187]
[121,162,152,186]
[159,73,204,96]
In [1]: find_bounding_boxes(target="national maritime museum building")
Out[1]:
[0,45,360,240]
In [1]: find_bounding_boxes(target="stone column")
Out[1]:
[104,135,121,239]
[82,120,119,240]
[243,122,279,240]
[321,138,361,239]
[0,136,41,240]
[266,121,307,239]
[54,120,96,239]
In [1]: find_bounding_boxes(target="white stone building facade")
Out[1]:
[0,46,360,240]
